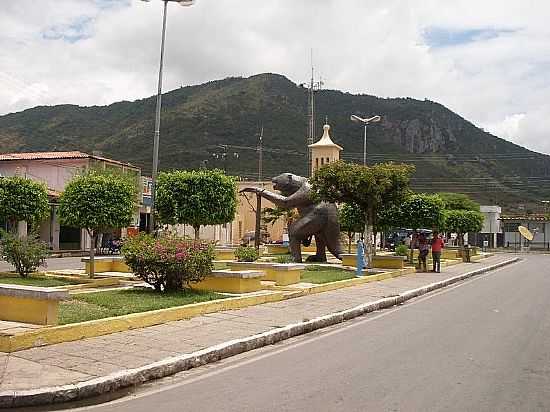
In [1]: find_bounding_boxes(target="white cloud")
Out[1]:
[0,0,549,155]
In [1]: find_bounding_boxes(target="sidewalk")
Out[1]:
[0,254,518,407]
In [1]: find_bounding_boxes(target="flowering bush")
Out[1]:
[0,230,48,278]
[122,234,215,292]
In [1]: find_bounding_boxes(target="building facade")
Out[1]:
[0,151,141,251]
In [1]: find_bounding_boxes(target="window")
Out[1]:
[321,158,324,165]
[315,158,319,169]
[326,157,330,164]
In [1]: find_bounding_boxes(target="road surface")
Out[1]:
[46,254,550,411]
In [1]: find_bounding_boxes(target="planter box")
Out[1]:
[341,254,406,269]
[266,244,289,255]
[214,247,236,261]
[192,270,264,293]
[81,256,131,274]
[227,262,305,286]
[0,284,69,325]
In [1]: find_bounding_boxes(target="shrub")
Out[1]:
[234,246,259,262]
[0,230,48,277]
[395,244,409,257]
[274,254,293,264]
[122,234,215,292]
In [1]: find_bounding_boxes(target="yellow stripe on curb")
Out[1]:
[0,292,285,353]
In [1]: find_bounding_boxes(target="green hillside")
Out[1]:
[1,73,549,212]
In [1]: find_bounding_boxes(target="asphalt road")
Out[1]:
[0,256,83,272]
[61,254,550,411]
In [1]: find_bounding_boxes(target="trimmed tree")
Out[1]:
[311,161,414,264]
[339,203,365,253]
[379,193,445,231]
[443,209,484,248]
[0,176,49,237]
[156,169,237,240]
[58,172,137,278]
[438,192,480,212]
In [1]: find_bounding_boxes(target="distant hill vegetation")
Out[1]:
[1,73,549,212]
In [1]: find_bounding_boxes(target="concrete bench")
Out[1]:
[81,256,131,274]
[227,262,305,286]
[266,244,289,255]
[0,284,69,325]
[214,247,236,261]
[341,254,406,269]
[192,270,265,293]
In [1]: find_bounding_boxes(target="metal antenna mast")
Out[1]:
[305,49,323,177]
[258,124,264,186]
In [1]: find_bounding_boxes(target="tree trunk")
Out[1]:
[193,225,200,241]
[17,221,27,239]
[88,230,96,279]
[348,232,352,253]
[363,210,374,268]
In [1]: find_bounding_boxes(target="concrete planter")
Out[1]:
[214,247,237,261]
[341,254,406,269]
[227,262,305,286]
[192,270,265,294]
[265,244,289,255]
[81,256,131,274]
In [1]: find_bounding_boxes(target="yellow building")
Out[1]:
[308,123,343,176]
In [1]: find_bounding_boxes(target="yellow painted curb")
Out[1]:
[0,291,284,353]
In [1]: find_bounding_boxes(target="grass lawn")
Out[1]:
[213,262,228,270]
[0,276,82,288]
[300,266,356,284]
[59,288,226,325]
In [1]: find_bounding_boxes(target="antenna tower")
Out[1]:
[306,50,324,177]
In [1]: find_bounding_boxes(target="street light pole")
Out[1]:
[149,0,168,234]
[350,114,381,166]
[363,124,367,165]
[145,0,195,234]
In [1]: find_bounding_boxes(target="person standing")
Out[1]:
[356,237,366,277]
[431,231,444,273]
[418,232,429,272]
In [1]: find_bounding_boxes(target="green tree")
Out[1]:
[438,192,480,211]
[379,193,445,230]
[156,169,237,240]
[339,203,365,253]
[310,161,414,262]
[0,176,49,236]
[443,209,484,247]
[58,172,137,278]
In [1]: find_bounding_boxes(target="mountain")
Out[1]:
[1,73,549,212]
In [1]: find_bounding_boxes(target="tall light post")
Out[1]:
[350,114,381,165]
[143,0,196,233]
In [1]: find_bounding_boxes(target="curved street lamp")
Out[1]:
[142,0,197,233]
[350,114,381,165]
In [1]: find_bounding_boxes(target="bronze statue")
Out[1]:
[241,173,342,263]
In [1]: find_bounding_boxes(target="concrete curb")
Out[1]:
[0,257,519,408]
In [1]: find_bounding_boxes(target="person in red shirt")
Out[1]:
[431,231,445,273]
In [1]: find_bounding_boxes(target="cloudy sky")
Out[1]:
[1,0,549,154]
